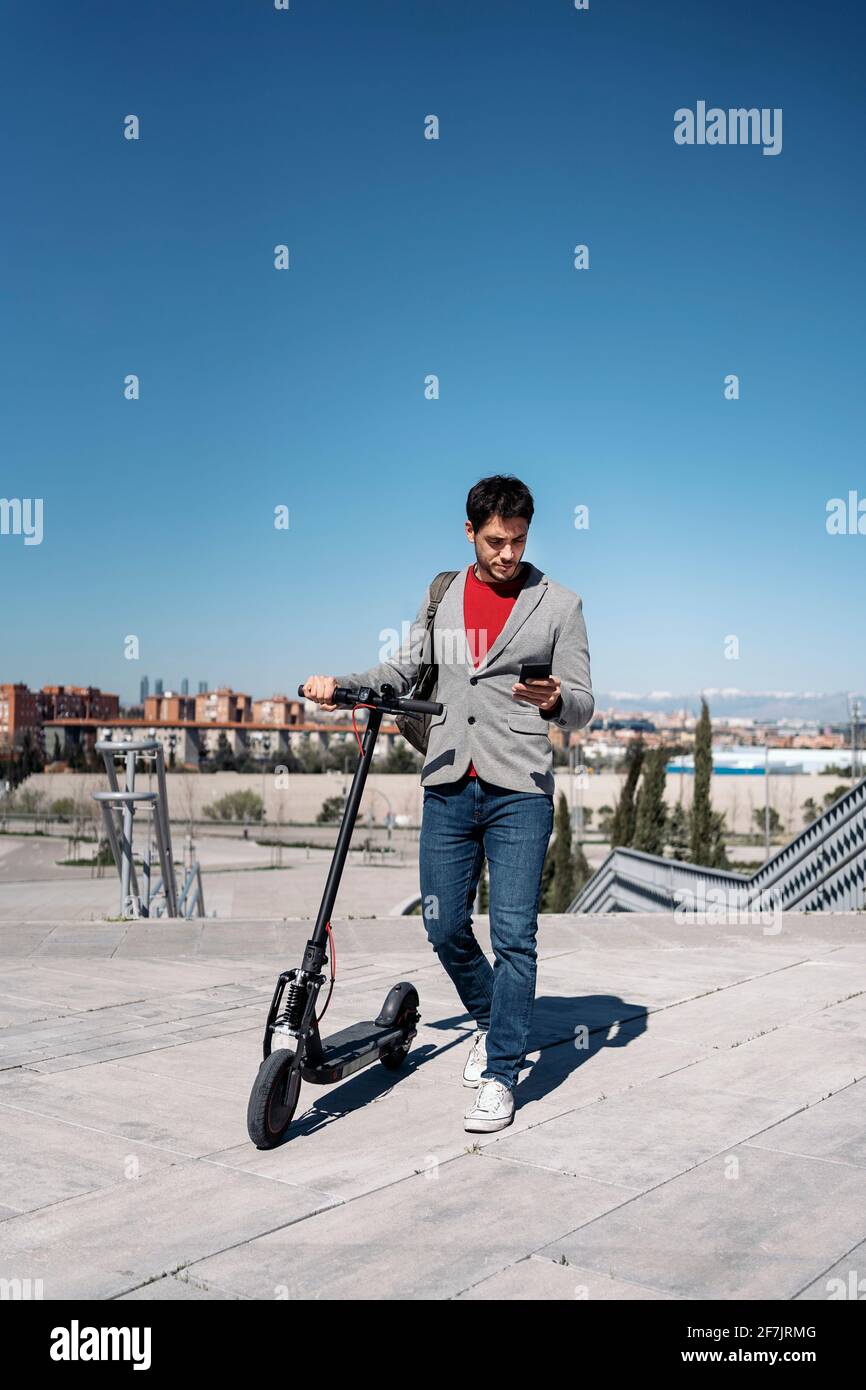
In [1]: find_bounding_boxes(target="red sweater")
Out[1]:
[463,561,529,777]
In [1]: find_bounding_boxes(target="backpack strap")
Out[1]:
[427,569,460,616]
[421,570,460,665]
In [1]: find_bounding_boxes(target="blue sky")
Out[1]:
[1,0,864,708]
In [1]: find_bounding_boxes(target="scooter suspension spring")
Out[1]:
[279,979,307,1031]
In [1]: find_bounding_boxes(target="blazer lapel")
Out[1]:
[476,562,548,671]
[432,562,549,674]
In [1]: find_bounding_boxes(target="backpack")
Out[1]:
[394,570,460,753]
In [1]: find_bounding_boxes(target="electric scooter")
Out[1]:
[246,681,443,1149]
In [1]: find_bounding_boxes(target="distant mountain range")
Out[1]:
[595,690,864,723]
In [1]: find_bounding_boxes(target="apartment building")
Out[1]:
[0,682,41,749]
[194,688,253,723]
[144,692,197,722]
[252,695,303,726]
[39,685,119,721]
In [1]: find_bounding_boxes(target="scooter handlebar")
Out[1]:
[297,683,443,717]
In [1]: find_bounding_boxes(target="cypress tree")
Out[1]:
[667,801,690,861]
[633,745,669,856]
[539,837,556,911]
[610,736,644,848]
[550,792,576,912]
[572,841,592,895]
[690,698,714,865]
[708,809,730,869]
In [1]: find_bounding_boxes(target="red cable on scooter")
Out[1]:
[314,921,337,1024]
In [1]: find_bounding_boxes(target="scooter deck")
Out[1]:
[301,1019,408,1084]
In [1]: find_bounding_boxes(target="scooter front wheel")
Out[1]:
[247,1048,302,1149]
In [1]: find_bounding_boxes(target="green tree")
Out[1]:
[752,806,782,835]
[316,794,346,824]
[202,789,263,822]
[801,797,820,826]
[690,698,713,865]
[709,809,731,869]
[571,841,592,896]
[822,785,850,812]
[214,732,236,772]
[297,732,325,774]
[596,804,615,839]
[381,743,423,773]
[18,731,44,780]
[610,737,644,848]
[541,793,577,912]
[633,745,669,856]
[67,742,85,771]
[666,801,690,861]
[539,839,556,909]
[14,787,44,814]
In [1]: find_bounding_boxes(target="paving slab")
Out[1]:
[0,1107,182,1215]
[794,1237,866,1301]
[456,1255,675,1300]
[0,1161,339,1300]
[485,1072,801,1190]
[534,1142,866,1300]
[746,1079,866,1167]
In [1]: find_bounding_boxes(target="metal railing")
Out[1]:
[568,773,866,914]
[93,739,205,919]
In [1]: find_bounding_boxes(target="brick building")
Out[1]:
[195,688,252,723]
[144,692,196,722]
[0,682,41,750]
[38,686,119,721]
[252,695,303,726]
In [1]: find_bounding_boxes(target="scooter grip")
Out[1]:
[297,683,364,707]
[397,697,443,716]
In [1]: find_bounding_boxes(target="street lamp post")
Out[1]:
[261,734,272,827]
[764,740,771,862]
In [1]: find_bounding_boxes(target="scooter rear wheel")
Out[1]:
[247,1048,302,1149]
[380,1005,418,1071]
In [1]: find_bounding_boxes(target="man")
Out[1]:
[302,475,594,1131]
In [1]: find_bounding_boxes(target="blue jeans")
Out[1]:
[419,772,555,1090]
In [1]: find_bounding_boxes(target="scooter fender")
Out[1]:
[374,981,419,1027]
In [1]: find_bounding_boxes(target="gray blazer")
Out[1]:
[332,561,594,797]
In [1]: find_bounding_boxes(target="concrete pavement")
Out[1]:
[0,911,864,1300]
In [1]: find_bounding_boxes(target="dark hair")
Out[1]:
[466,475,534,532]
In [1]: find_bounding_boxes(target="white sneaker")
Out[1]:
[462,1029,488,1087]
[464,1079,515,1132]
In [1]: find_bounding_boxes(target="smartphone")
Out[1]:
[519,661,552,684]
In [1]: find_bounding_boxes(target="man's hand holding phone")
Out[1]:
[512,661,561,713]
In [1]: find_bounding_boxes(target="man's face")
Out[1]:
[465,514,528,580]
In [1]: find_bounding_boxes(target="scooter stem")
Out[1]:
[299,704,384,974]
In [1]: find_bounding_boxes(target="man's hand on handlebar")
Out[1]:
[301,675,339,712]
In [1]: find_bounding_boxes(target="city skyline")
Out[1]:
[2,672,863,729]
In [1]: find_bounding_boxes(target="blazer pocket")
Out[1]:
[507,711,549,734]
